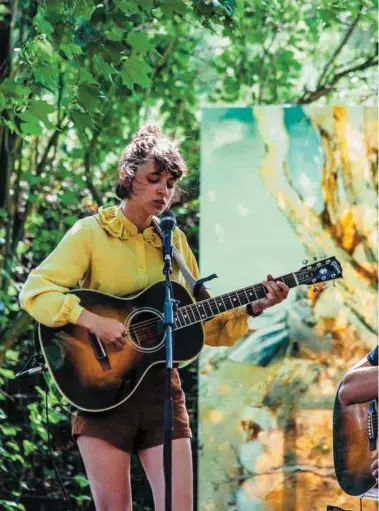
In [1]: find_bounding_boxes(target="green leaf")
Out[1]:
[6,441,20,452]
[0,501,25,511]
[105,25,125,42]
[137,0,154,12]
[60,191,78,205]
[121,56,152,89]
[18,111,40,124]
[33,36,54,60]
[33,6,54,36]
[20,120,43,136]
[0,4,8,23]
[127,32,154,54]
[32,65,57,90]
[64,215,78,226]
[4,350,18,362]
[0,79,32,100]
[114,0,139,14]
[72,2,97,19]
[59,42,83,58]
[0,368,15,380]
[28,100,55,129]
[93,55,117,78]
[161,0,188,15]
[70,110,93,132]
[78,68,99,85]
[22,440,37,456]
[0,425,18,436]
[77,84,101,113]
[0,93,6,111]
[74,474,90,488]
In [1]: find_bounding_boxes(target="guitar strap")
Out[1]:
[152,216,217,301]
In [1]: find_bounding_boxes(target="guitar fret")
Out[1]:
[197,301,207,320]
[192,304,202,322]
[238,291,249,306]
[218,296,227,312]
[181,306,193,325]
[202,300,213,318]
[175,314,183,329]
[211,298,221,314]
[258,284,267,299]
[174,258,339,328]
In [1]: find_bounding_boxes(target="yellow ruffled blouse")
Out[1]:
[19,205,249,347]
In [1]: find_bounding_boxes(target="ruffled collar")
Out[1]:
[95,205,179,248]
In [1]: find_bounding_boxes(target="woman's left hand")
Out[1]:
[252,274,290,315]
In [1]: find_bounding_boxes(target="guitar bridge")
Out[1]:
[368,400,377,451]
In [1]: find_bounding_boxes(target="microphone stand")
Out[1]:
[162,252,178,511]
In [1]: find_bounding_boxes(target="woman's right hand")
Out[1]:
[77,309,127,350]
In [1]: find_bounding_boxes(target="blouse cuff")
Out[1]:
[68,302,85,324]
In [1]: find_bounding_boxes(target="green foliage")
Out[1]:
[0,0,376,508]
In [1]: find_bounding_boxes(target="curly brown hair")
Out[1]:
[116,124,188,201]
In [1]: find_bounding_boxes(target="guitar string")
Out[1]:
[127,274,298,338]
[128,279,294,342]
[127,267,333,339]
[127,275,300,339]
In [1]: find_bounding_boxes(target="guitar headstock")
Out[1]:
[295,256,343,286]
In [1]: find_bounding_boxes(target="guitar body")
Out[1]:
[333,385,378,496]
[38,281,204,412]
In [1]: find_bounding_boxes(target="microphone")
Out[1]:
[160,210,176,269]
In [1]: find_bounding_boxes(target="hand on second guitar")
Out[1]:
[372,458,378,480]
[251,274,290,315]
[77,309,127,350]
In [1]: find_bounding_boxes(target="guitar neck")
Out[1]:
[175,273,298,328]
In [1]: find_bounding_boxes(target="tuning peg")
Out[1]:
[313,256,318,261]
[303,259,308,265]
[333,280,337,287]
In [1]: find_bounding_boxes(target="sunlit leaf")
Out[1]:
[33,7,54,36]
[127,32,154,54]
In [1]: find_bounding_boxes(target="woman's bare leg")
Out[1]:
[77,436,132,511]
[139,438,193,511]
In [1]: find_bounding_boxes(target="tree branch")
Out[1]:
[316,5,363,89]
[298,52,378,104]
[83,128,103,206]
[257,29,280,103]
[141,34,180,124]
[35,118,68,175]
[213,464,336,489]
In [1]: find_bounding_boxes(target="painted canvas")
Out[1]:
[199,106,378,511]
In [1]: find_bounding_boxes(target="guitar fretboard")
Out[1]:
[174,273,298,329]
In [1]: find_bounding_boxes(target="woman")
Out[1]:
[19,125,289,511]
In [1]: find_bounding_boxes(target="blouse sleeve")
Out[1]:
[181,233,249,347]
[19,219,92,328]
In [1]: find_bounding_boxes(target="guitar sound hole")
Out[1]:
[127,308,165,353]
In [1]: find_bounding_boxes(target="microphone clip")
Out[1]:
[15,354,46,378]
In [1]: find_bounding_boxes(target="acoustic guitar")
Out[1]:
[38,256,342,412]
[333,383,378,496]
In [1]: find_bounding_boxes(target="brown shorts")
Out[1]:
[71,367,192,453]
